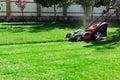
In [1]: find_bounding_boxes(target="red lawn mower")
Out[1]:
[66,10,116,41]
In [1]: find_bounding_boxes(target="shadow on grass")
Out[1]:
[84,29,120,49]
[1,22,40,26]
[0,40,67,46]
[1,22,82,33]
[0,27,25,33]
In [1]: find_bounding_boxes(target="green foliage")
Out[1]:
[75,0,97,6]
[58,0,73,7]
[75,0,111,7]
[34,0,60,7]
[58,0,73,17]
[95,0,111,7]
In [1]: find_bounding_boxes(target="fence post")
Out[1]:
[6,0,11,17]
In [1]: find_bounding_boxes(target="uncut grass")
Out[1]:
[0,22,120,80]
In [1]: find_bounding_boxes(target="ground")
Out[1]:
[0,22,120,80]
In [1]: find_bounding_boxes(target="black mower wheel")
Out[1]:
[94,31,102,40]
[75,35,82,41]
[66,33,72,38]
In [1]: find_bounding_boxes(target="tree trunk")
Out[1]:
[53,4,56,21]
[83,7,87,26]
[83,6,91,27]
[63,6,67,17]
[91,6,94,20]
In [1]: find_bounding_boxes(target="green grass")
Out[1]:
[0,22,120,80]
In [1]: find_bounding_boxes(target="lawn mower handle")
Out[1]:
[86,10,106,28]
[103,11,116,22]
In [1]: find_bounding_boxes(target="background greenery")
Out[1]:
[0,22,120,80]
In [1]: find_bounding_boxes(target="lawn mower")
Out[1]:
[66,10,116,41]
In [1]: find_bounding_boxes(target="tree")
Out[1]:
[91,0,110,20]
[74,0,98,26]
[91,0,100,20]
[51,0,61,20]
[59,0,73,17]
[15,0,27,20]
[34,0,61,21]
[74,0,111,26]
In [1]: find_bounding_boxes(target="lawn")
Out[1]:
[0,22,120,80]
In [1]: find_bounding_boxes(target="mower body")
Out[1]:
[66,22,108,41]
